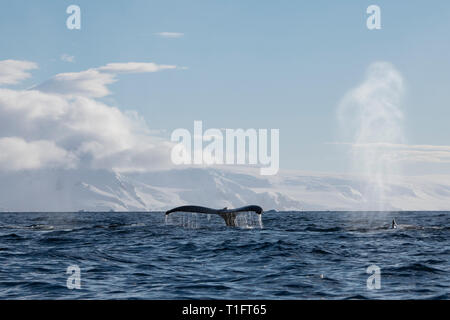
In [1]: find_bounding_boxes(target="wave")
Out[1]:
[305,226,342,232]
[389,263,445,274]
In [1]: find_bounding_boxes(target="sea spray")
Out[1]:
[165,211,263,229]
[338,62,405,210]
[234,211,264,229]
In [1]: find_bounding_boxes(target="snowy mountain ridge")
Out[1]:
[0,167,449,212]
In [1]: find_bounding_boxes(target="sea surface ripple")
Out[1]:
[0,211,448,299]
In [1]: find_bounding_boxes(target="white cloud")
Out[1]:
[34,69,116,98]
[332,142,450,164]
[98,62,176,73]
[0,60,38,85]
[154,32,184,38]
[60,54,75,63]
[0,137,76,171]
[0,60,175,173]
[34,62,176,98]
[353,143,450,163]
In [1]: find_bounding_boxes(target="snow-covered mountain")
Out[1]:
[0,167,449,211]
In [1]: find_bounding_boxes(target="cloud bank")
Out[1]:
[154,32,184,38]
[35,62,177,98]
[0,60,38,85]
[0,60,175,172]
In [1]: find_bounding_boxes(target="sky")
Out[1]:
[0,0,449,176]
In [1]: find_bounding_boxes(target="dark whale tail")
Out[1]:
[165,205,263,227]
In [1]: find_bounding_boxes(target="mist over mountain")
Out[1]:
[1,167,448,212]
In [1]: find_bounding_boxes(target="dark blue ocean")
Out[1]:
[0,211,448,299]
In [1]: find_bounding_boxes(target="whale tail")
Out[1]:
[218,212,237,226]
[165,205,263,227]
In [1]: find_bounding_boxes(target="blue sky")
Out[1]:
[1,0,449,174]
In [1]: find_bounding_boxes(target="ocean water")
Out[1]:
[0,211,448,299]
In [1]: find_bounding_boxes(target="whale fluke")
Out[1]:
[165,205,263,226]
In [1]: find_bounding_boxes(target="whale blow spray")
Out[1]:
[338,62,405,210]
